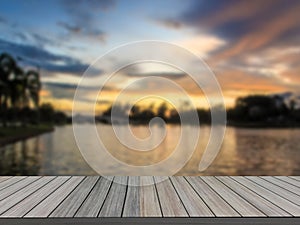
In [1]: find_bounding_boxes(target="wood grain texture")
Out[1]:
[24,176,84,217]
[202,177,265,217]
[139,176,161,217]
[75,176,113,217]
[98,176,128,217]
[275,176,300,188]
[246,176,300,206]
[218,176,292,217]
[0,176,298,218]
[49,176,99,217]
[231,177,299,216]
[0,176,27,192]
[1,176,69,217]
[290,176,300,182]
[261,176,300,195]
[0,177,12,183]
[123,176,140,217]
[186,177,240,217]
[0,176,40,201]
[154,176,188,217]
[0,176,52,215]
[170,176,214,217]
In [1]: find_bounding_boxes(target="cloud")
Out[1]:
[60,0,115,15]
[13,31,28,42]
[44,82,78,90]
[216,68,290,94]
[0,38,102,76]
[125,71,186,79]
[43,80,114,102]
[57,21,106,42]
[154,18,183,29]
[44,81,113,91]
[153,0,300,96]
[176,35,226,57]
[12,31,61,48]
[57,21,81,33]
[177,0,289,40]
[58,0,116,42]
[31,33,59,47]
[160,0,300,63]
[97,99,112,105]
[0,15,7,24]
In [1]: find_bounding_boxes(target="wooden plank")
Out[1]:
[0,177,12,183]
[170,177,214,217]
[0,176,53,215]
[261,176,300,195]
[290,176,300,182]
[0,176,27,191]
[275,176,300,188]
[49,176,99,217]
[75,177,113,217]
[98,176,128,217]
[202,177,265,217]
[0,177,40,200]
[231,177,300,216]
[0,176,297,218]
[186,177,239,217]
[139,176,161,217]
[154,176,188,217]
[1,177,69,217]
[218,177,291,217]
[247,177,300,206]
[123,176,162,217]
[24,176,84,218]
[123,176,140,217]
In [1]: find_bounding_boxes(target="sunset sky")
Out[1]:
[0,0,299,114]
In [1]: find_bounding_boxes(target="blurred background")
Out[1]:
[0,0,300,175]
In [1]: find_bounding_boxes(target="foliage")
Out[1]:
[0,52,68,126]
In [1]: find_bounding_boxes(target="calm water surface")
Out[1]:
[0,124,299,175]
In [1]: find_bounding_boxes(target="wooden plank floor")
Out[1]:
[0,176,299,218]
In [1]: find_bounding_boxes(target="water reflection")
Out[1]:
[0,125,299,175]
[0,138,41,175]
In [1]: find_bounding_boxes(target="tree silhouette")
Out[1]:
[0,53,42,126]
[0,53,16,126]
[26,70,41,108]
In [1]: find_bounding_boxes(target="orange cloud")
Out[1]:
[209,4,300,65]
[217,69,288,94]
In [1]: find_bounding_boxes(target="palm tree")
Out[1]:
[0,53,42,126]
[10,66,27,108]
[0,53,16,126]
[26,70,41,108]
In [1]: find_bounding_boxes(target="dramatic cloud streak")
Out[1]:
[0,39,101,76]
[157,0,300,99]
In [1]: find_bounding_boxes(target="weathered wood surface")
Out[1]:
[0,176,299,218]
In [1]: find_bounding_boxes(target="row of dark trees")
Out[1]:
[0,53,68,126]
[97,102,211,124]
[97,94,300,127]
[227,94,300,126]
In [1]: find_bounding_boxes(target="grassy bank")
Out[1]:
[0,125,54,147]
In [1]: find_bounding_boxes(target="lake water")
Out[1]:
[0,124,299,175]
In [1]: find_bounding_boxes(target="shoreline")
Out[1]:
[0,126,54,147]
[1,121,300,148]
[96,120,300,129]
[226,121,300,129]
